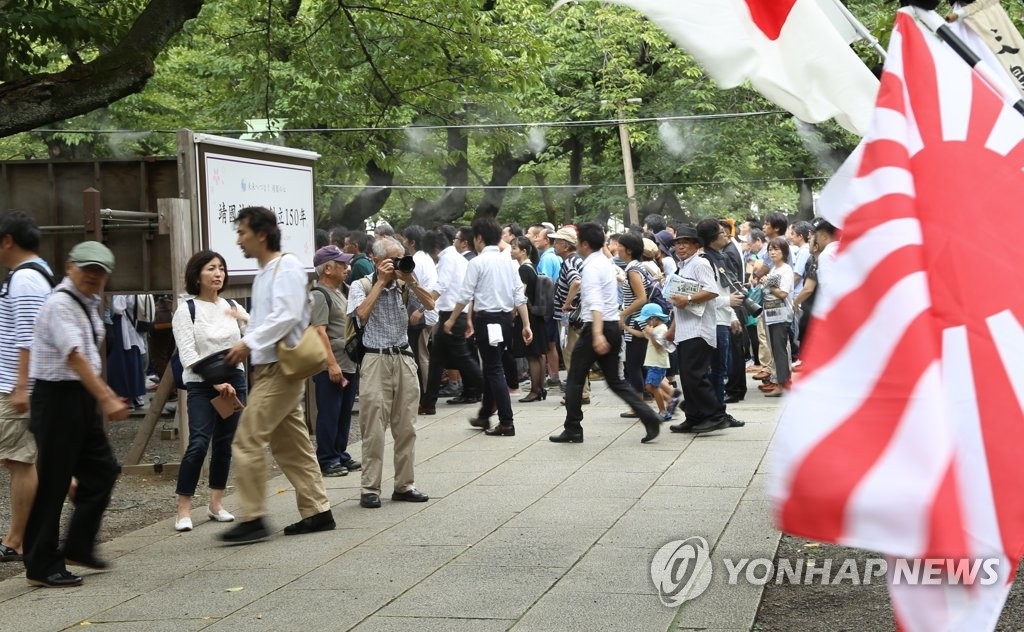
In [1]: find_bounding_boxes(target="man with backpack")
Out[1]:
[0,210,55,566]
[310,245,361,478]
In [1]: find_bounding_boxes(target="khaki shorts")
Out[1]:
[0,393,36,463]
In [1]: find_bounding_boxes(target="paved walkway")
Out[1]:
[0,379,782,631]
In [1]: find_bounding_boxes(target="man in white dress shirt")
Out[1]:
[222,206,334,543]
[419,230,482,414]
[444,217,532,437]
[550,222,662,445]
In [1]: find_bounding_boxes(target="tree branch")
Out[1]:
[0,0,205,138]
[339,1,402,109]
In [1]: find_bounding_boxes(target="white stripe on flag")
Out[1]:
[769,272,931,502]
[937,51,975,142]
[987,311,1024,414]
[985,107,1024,156]
[844,363,950,556]
[813,218,922,317]
[946,324,1004,563]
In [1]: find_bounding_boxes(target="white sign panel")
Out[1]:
[202,152,315,276]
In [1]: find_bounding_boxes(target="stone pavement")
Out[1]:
[0,379,782,631]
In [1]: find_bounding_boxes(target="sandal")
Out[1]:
[0,543,22,562]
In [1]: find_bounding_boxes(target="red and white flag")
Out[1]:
[771,9,1024,630]
[553,0,879,134]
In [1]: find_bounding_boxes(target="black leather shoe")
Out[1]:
[392,488,429,502]
[447,395,481,405]
[283,510,336,535]
[691,417,730,434]
[360,493,382,508]
[549,431,584,443]
[640,418,661,444]
[484,424,515,437]
[64,553,109,570]
[418,405,436,415]
[468,416,491,430]
[727,416,746,428]
[725,396,744,404]
[218,518,270,544]
[670,422,696,433]
[27,570,82,588]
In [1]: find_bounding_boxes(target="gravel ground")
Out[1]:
[755,534,1024,630]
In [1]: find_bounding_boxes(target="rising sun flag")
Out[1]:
[770,8,1024,631]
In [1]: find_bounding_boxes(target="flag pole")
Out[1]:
[824,0,887,59]
[908,7,1024,116]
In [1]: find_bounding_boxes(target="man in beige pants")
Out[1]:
[222,206,334,543]
[348,237,436,508]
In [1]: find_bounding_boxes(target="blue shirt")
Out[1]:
[537,247,562,280]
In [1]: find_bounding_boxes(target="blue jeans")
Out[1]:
[176,370,246,496]
[710,325,732,406]
[313,370,358,470]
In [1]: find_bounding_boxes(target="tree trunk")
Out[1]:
[409,126,470,226]
[331,159,394,229]
[0,0,205,138]
[565,135,584,224]
[473,148,536,221]
[794,170,815,219]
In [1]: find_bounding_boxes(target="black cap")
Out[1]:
[672,225,703,247]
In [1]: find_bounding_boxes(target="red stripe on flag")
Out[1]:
[925,461,967,559]
[1003,138,1024,171]
[798,246,923,375]
[780,312,938,541]
[966,73,1005,147]
[839,193,916,251]
[900,17,943,147]
[968,327,1024,562]
[856,140,912,179]
[876,70,907,117]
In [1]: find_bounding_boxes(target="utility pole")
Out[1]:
[612,98,642,226]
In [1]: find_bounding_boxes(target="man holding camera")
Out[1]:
[348,237,435,509]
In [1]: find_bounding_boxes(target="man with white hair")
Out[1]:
[348,237,436,508]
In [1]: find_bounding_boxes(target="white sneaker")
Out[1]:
[207,507,235,522]
[174,517,193,532]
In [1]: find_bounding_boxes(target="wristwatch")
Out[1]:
[684,294,692,303]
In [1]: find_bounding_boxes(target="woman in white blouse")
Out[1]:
[761,237,794,398]
[171,251,249,532]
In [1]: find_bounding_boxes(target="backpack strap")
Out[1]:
[187,299,196,323]
[311,286,332,319]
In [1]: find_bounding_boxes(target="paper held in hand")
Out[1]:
[662,274,706,317]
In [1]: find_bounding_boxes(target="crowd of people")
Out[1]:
[0,205,838,587]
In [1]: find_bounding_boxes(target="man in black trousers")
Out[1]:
[551,222,661,444]
[25,241,129,587]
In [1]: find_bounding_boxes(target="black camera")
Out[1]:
[391,256,415,273]
[718,266,763,318]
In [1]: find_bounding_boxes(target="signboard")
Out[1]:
[193,134,319,279]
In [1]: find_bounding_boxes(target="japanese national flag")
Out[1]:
[554,0,879,134]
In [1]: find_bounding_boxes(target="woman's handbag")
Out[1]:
[273,254,328,379]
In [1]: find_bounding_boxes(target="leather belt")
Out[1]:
[363,344,414,357]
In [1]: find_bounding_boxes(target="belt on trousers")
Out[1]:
[363,344,414,357]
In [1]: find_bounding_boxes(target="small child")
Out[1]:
[626,303,677,421]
